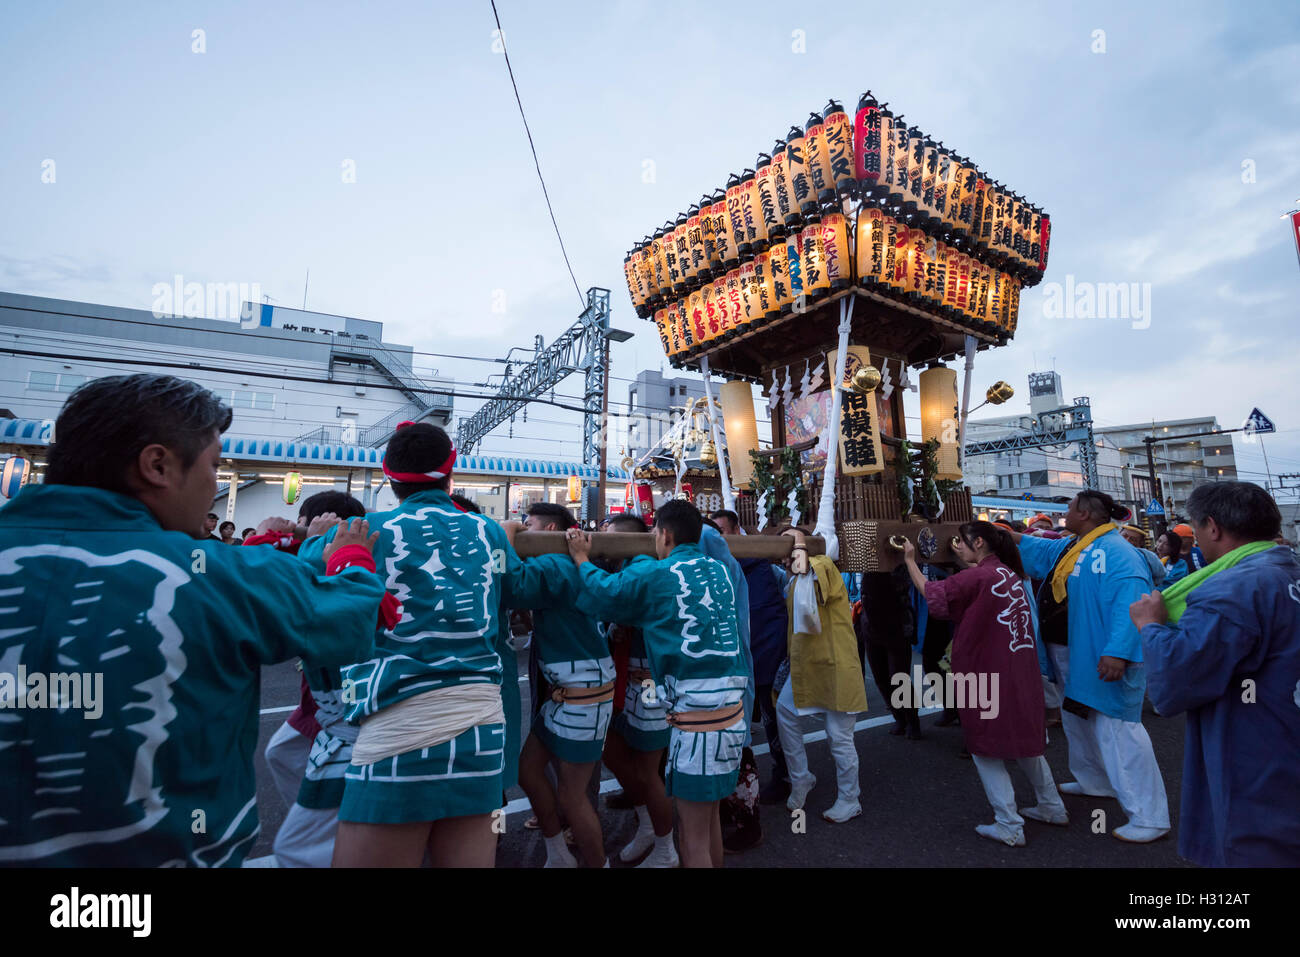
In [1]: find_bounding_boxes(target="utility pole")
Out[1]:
[597,334,611,513]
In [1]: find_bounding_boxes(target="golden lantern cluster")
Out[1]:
[625,91,1049,364]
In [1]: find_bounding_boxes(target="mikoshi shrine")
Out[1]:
[621,91,1050,570]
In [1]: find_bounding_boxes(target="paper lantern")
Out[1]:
[803,113,829,215]
[1028,205,1043,276]
[676,213,696,295]
[684,205,704,285]
[920,137,940,222]
[932,148,952,227]
[567,475,581,503]
[919,234,939,302]
[653,305,673,356]
[892,225,912,291]
[944,152,964,232]
[755,152,781,242]
[906,228,929,299]
[1038,213,1051,273]
[853,90,882,187]
[1005,275,1022,336]
[989,186,1009,260]
[623,249,642,317]
[1,456,30,498]
[698,195,718,281]
[785,125,812,223]
[986,269,1002,327]
[940,244,959,315]
[712,273,731,339]
[711,188,737,271]
[737,260,759,329]
[726,173,749,259]
[888,111,907,203]
[770,140,794,234]
[971,174,990,247]
[700,281,719,342]
[955,160,977,237]
[638,240,659,307]
[955,252,972,319]
[856,206,886,285]
[822,99,854,201]
[800,217,830,302]
[752,249,779,322]
[821,212,850,292]
[649,228,669,302]
[725,268,744,336]
[785,230,804,307]
[768,237,793,312]
[881,215,901,292]
[919,366,961,480]
[739,167,767,251]
[906,127,926,213]
[676,298,694,351]
[686,288,707,349]
[719,380,760,488]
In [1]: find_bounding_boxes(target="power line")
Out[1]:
[488,0,585,310]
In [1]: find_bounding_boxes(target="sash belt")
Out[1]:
[550,681,616,705]
[666,703,745,733]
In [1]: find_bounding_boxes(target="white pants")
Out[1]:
[775,680,860,804]
[971,754,1065,830]
[273,802,340,868]
[1053,645,1170,829]
[264,721,312,808]
[1042,642,1067,709]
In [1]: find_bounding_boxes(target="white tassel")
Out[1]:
[756,489,770,531]
[900,361,917,393]
[797,359,812,401]
[781,365,794,408]
[879,360,894,400]
[768,370,781,412]
[786,486,801,527]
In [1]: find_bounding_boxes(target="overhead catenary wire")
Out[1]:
[488,0,585,310]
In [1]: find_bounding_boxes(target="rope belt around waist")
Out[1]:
[351,683,504,767]
[666,703,745,733]
[549,681,615,705]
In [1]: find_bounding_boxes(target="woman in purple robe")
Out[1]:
[902,521,1068,847]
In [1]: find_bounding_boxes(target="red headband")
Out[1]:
[383,422,457,483]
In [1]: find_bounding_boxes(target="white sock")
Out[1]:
[619,807,657,862]
[544,833,576,866]
[653,832,674,852]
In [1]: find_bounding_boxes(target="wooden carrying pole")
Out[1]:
[510,531,826,560]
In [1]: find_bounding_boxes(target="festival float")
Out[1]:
[621,91,1049,570]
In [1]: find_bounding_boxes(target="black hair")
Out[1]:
[709,508,740,532]
[1007,520,1028,533]
[385,423,453,499]
[299,490,365,524]
[1186,481,1281,542]
[958,520,1027,580]
[526,501,576,530]
[45,374,233,494]
[449,493,480,514]
[607,513,648,533]
[241,528,255,538]
[654,499,703,545]
[1075,489,1128,525]
[219,521,235,533]
[1157,530,1182,563]
[207,512,219,521]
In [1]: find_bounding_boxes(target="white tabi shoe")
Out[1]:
[618,828,656,862]
[975,823,1026,847]
[1058,781,1117,799]
[1019,804,1070,826]
[1112,823,1170,844]
[786,775,817,812]
[821,798,862,824]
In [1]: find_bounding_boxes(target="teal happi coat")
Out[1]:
[0,485,384,866]
[575,542,749,714]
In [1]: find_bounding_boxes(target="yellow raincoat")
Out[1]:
[787,554,869,713]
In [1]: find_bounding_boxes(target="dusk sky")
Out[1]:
[2,0,1297,485]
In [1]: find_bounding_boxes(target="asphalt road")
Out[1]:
[251,648,1192,867]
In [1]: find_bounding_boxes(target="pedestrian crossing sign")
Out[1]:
[1147,499,1165,516]
[1243,408,1276,435]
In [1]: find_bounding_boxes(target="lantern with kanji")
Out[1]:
[1,456,30,499]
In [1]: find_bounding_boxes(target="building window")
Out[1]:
[28,371,88,392]
[228,390,275,411]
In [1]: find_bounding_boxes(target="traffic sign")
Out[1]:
[1147,498,1165,516]
[1243,408,1276,435]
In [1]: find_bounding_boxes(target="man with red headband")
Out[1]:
[300,422,524,867]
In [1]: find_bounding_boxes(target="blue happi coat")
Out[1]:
[1140,546,1300,866]
[1018,529,1153,721]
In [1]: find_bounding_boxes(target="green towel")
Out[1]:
[1162,540,1276,623]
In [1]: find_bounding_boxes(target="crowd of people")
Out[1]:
[0,372,1296,868]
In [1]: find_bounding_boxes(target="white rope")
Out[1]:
[812,297,854,560]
